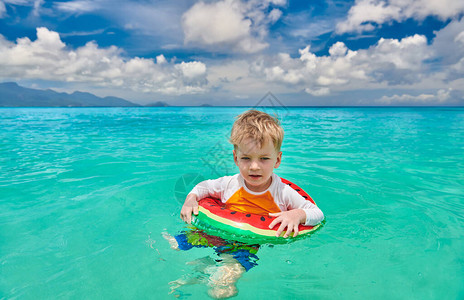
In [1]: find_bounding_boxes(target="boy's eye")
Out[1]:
[261,157,270,160]
[241,157,250,160]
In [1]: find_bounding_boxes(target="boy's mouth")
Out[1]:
[249,175,261,179]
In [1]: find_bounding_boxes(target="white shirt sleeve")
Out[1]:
[282,185,324,226]
[188,175,234,201]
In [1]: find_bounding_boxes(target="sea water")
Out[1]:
[0,107,463,299]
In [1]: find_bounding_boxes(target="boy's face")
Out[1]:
[233,137,282,193]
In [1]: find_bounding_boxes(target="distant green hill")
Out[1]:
[145,101,170,107]
[0,82,140,107]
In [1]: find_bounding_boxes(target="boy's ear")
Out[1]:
[274,151,282,169]
[233,150,239,166]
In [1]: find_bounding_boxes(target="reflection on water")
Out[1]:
[163,230,258,299]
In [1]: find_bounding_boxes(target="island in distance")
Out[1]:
[0,82,217,107]
[145,101,170,107]
[0,82,164,107]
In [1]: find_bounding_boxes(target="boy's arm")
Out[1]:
[180,176,232,224]
[284,186,324,226]
[180,193,199,224]
[189,177,228,200]
[268,186,324,237]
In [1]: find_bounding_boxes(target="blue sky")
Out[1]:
[1,0,464,106]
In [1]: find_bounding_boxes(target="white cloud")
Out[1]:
[328,41,348,56]
[207,60,249,83]
[59,29,106,38]
[32,0,43,16]
[254,34,433,96]
[337,0,400,33]
[2,1,463,105]
[0,0,35,17]
[181,0,285,53]
[337,0,464,33]
[359,34,432,85]
[0,27,208,95]
[264,0,286,6]
[430,19,464,82]
[401,0,464,20]
[0,0,95,18]
[379,89,452,104]
[182,1,253,45]
[0,2,6,18]
[156,54,167,65]
[206,41,463,103]
[54,0,98,13]
[238,19,464,105]
[3,0,31,4]
[268,8,282,23]
[1,0,49,18]
[305,87,331,96]
[114,1,186,40]
[176,61,206,79]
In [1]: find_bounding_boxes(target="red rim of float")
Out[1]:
[192,177,322,244]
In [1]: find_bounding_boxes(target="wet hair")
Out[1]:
[230,109,284,151]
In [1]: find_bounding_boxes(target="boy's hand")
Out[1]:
[180,194,199,224]
[268,209,306,238]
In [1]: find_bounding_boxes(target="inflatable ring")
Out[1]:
[192,178,322,245]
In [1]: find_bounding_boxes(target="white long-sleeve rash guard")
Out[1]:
[189,173,324,226]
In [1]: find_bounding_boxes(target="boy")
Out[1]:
[181,109,324,238]
[168,110,324,298]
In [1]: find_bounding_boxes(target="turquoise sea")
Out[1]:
[1,107,463,299]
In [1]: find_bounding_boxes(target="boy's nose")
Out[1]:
[250,160,259,170]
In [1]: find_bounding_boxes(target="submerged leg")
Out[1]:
[162,231,180,250]
[205,254,246,299]
[168,256,217,295]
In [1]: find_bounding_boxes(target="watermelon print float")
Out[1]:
[192,178,323,244]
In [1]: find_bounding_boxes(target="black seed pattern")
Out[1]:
[231,211,237,214]
[260,216,265,221]
[245,214,251,217]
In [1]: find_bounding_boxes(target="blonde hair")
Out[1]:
[230,109,284,151]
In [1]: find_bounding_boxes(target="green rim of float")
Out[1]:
[192,178,323,245]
